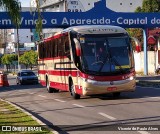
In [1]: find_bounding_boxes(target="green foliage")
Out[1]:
[127,0,160,51]
[35,0,42,40]
[141,0,160,12]
[1,54,18,72]
[1,54,17,65]
[0,55,2,65]
[0,0,21,27]
[135,7,142,13]
[135,0,160,13]
[19,50,38,70]
[127,28,143,50]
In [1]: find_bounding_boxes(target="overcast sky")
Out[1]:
[19,0,30,7]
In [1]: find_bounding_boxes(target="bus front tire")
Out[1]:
[46,80,53,93]
[112,92,121,98]
[46,79,59,93]
[53,88,59,93]
[70,83,80,99]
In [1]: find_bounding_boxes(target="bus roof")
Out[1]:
[62,25,127,35]
[43,25,128,42]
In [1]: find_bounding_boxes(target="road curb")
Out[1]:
[136,80,160,88]
[0,98,59,134]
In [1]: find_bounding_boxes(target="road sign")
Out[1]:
[0,0,160,29]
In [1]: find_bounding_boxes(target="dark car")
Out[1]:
[16,70,38,85]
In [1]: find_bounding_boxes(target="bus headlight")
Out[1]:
[81,78,106,86]
[129,76,134,80]
[81,78,88,82]
[81,78,95,84]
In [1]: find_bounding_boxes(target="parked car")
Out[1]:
[16,70,38,85]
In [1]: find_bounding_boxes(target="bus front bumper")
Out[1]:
[81,78,136,96]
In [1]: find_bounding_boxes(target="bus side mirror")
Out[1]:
[131,37,141,53]
[73,38,81,56]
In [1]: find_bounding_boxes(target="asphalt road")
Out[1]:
[0,75,160,134]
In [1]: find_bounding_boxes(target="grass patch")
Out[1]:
[0,100,53,134]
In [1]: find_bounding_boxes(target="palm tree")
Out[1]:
[0,0,21,26]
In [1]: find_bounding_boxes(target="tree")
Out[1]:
[0,0,21,26]
[30,0,43,40]
[19,50,38,70]
[1,54,18,72]
[127,28,143,51]
[135,0,160,12]
[35,0,43,39]
[127,0,160,51]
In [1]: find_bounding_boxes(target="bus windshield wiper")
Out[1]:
[98,41,124,74]
[110,56,124,74]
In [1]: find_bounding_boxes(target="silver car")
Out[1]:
[16,70,38,85]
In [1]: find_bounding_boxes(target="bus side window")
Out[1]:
[38,43,41,59]
[55,39,58,57]
[45,42,48,58]
[58,38,64,56]
[48,41,51,58]
[42,42,45,58]
[46,41,49,58]
[43,42,45,58]
[65,40,69,52]
[49,41,52,58]
[51,40,55,57]
[64,37,70,57]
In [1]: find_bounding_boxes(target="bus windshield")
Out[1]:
[79,34,132,75]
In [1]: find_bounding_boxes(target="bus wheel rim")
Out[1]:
[47,80,50,90]
[71,85,74,95]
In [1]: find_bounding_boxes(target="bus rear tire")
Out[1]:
[70,82,80,99]
[53,89,59,93]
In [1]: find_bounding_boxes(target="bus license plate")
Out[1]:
[107,87,117,91]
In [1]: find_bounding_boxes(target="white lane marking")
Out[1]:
[98,112,116,120]
[18,90,24,92]
[29,92,35,94]
[54,99,66,102]
[38,95,46,98]
[146,97,160,99]
[137,97,160,100]
[138,131,151,134]
[72,104,85,108]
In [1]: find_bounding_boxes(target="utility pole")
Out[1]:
[16,1,21,72]
[16,28,20,71]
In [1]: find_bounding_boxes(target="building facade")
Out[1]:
[106,0,143,12]
[0,7,36,55]
[40,0,100,38]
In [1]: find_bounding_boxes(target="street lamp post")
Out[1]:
[16,27,20,71]
[16,2,21,72]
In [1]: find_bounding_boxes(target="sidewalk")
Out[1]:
[0,99,54,134]
[136,75,160,87]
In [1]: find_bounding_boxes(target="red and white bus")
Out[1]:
[38,25,137,99]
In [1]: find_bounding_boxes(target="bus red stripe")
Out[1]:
[38,56,68,61]
[39,70,135,81]
[38,70,78,76]
[79,71,135,81]
[39,80,82,95]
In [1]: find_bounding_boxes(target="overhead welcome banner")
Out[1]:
[0,0,160,29]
